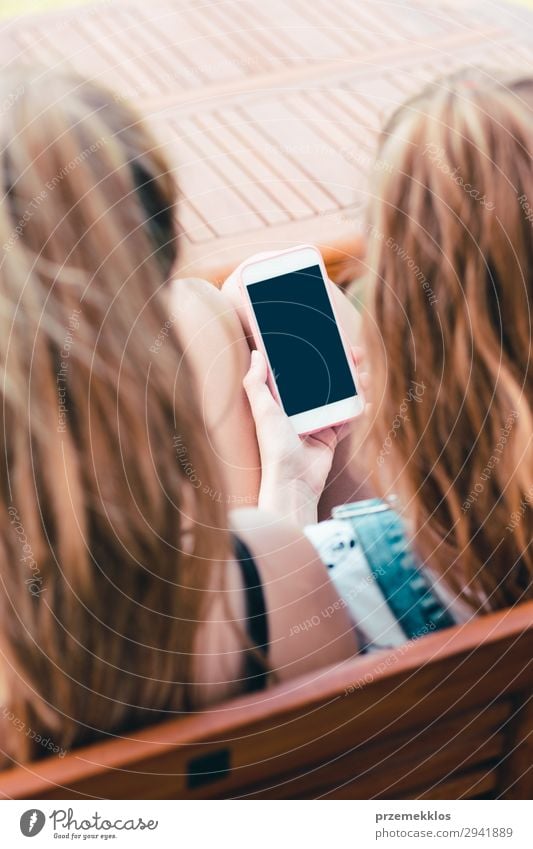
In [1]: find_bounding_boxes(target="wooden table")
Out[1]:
[1,0,532,283]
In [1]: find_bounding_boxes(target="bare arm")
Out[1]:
[170,277,261,506]
[231,507,358,679]
[192,506,359,708]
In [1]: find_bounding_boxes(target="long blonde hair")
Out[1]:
[363,72,533,610]
[0,70,229,764]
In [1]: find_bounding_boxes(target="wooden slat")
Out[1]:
[403,767,498,800]
[238,701,513,799]
[499,696,533,799]
[0,602,531,800]
[304,743,503,800]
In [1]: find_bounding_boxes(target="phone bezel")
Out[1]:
[240,245,364,435]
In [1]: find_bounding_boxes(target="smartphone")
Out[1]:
[240,245,364,435]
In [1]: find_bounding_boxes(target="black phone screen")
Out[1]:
[247,264,356,417]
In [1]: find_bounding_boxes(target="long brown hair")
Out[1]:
[363,72,533,610]
[0,69,229,764]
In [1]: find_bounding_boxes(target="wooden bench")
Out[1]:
[1,601,531,799]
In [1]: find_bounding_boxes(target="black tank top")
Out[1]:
[234,536,269,692]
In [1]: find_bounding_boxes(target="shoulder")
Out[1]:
[169,276,247,390]
[170,277,244,349]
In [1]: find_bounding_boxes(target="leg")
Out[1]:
[170,278,261,507]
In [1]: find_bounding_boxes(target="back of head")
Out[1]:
[363,71,533,610]
[0,69,227,763]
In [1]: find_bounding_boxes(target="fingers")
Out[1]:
[244,348,267,384]
[351,345,369,396]
[351,345,365,367]
[307,426,339,451]
[334,421,353,442]
[221,268,252,338]
[358,371,370,392]
[243,350,280,424]
[329,279,362,346]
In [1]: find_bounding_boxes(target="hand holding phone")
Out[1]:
[237,245,364,435]
[226,245,365,525]
[242,346,346,526]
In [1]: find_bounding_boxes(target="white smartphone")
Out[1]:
[239,245,364,435]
